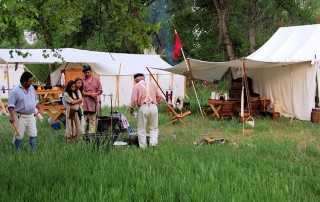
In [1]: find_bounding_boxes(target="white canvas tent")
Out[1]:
[0,48,185,106]
[160,24,320,121]
[0,64,25,98]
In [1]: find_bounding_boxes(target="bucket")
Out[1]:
[311,108,320,123]
[245,116,255,127]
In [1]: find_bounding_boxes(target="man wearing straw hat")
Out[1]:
[8,72,43,152]
[130,73,164,148]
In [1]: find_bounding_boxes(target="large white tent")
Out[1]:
[0,48,185,106]
[161,24,320,121]
[0,64,25,98]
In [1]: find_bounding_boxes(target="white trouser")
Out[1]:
[14,112,37,140]
[137,104,159,148]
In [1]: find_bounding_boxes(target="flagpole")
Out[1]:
[175,30,204,118]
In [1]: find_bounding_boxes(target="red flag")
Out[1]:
[174,30,182,60]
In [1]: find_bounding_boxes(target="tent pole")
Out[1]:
[316,74,319,107]
[24,66,42,84]
[174,29,203,117]
[146,67,166,97]
[241,58,245,134]
[242,58,252,116]
[183,56,204,118]
[116,64,121,107]
[6,64,10,97]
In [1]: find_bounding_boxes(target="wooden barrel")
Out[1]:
[311,108,320,123]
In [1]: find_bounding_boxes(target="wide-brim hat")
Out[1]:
[82,65,92,72]
[134,73,144,79]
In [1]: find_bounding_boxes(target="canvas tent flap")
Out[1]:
[155,24,320,121]
[0,48,185,107]
[158,58,301,82]
[166,59,231,82]
[247,24,320,62]
[0,48,113,64]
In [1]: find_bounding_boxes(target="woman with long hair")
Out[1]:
[63,80,82,142]
[75,77,85,134]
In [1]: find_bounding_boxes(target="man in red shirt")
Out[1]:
[82,65,102,133]
[130,73,164,148]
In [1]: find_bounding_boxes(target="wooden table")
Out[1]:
[208,99,241,119]
[36,90,62,104]
[40,104,65,124]
[208,99,223,118]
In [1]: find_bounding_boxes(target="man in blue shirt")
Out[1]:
[8,72,43,151]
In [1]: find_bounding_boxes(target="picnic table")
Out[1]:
[36,89,62,104]
[36,90,65,124]
[40,104,65,125]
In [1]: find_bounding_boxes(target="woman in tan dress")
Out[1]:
[75,78,85,134]
[63,80,83,142]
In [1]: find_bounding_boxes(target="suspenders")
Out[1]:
[139,82,154,104]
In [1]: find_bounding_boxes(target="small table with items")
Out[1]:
[208,99,241,119]
[208,99,224,118]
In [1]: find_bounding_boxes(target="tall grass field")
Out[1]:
[1,103,320,201]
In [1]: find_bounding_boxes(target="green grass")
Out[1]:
[0,105,320,201]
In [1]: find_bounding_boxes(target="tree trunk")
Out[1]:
[249,25,256,53]
[213,0,240,79]
[248,0,258,53]
[213,0,236,60]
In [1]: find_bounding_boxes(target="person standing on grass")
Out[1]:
[130,73,164,148]
[8,72,43,152]
[63,80,83,142]
[82,65,102,134]
[75,77,85,134]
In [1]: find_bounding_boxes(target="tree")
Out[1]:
[68,0,160,53]
[213,0,236,60]
[0,0,38,46]
[29,0,83,49]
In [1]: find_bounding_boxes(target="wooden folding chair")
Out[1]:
[249,97,260,116]
[166,103,191,125]
[219,101,235,121]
